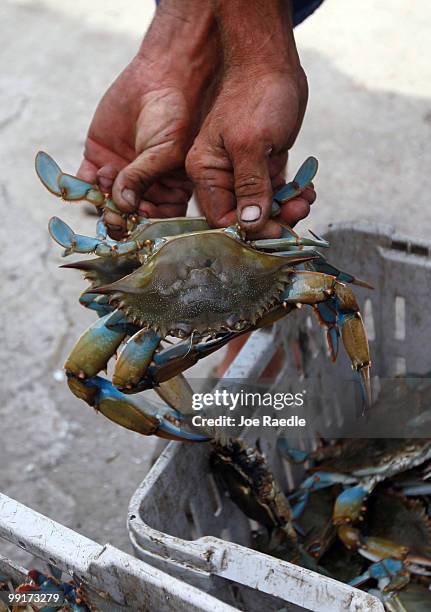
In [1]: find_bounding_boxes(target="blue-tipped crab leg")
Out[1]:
[271,156,318,216]
[49,217,103,256]
[67,375,209,442]
[349,558,410,592]
[36,151,146,234]
[398,483,431,496]
[338,525,431,579]
[36,151,105,206]
[308,256,374,289]
[252,227,330,251]
[35,151,63,194]
[116,331,242,393]
[48,216,144,257]
[288,470,358,520]
[78,292,113,317]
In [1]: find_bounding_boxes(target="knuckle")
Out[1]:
[234,172,269,199]
[164,141,186,166]
[230,136,259,156]
[185,148,216,184]
[185,147,203,177]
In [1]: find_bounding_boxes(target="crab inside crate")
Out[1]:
[128,223,431,611]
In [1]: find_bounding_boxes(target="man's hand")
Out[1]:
[186,0,313,237]
[77,1,218,238]
[186,68,312,237]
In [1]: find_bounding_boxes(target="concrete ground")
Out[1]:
[1,0,430,568]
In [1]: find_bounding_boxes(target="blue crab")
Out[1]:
[280,437,431,591]
[36,152,372,442]
[211,438,299,561]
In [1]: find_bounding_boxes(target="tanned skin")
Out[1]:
[77,0,315,239]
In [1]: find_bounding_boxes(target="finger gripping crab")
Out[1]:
[36,152,371,442]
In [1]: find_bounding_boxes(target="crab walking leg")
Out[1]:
[125,310,295,392]
[338,526,431,577]
[36,151,122,215]
[252,227,329,251]
[144,332,245,386]
[282,271,371,405]
[48,216,145,257]
[349,558,410,592]
[270,156,318,216]
[67,375,209,442]
[65,310,133,379]
[78,292,113,317]
[288,471,358,519]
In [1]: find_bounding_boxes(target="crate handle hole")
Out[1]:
[394,296,406,340]
[363,298,376,341]
[395,356,407,377]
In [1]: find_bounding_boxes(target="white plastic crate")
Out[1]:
[0,493,237,611]
[128,223,431,611]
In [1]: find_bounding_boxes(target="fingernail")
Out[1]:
[240,205,261,222]
[122,188,136,207]
[99,177,113,191]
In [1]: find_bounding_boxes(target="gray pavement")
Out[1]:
[1,0,430,567]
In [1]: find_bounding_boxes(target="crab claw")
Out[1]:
[64,310,131,379]
[334,285,372,408]
[48,216,102,255]
[313,301,339,361]
[333,484,369,525]
[67,375,210,442]
[113,329,161,391]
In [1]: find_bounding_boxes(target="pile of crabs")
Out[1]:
[0,567,91,611]
[211,433,431,611]
[36,151,431,609]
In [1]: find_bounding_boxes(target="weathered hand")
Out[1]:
[77,3,218,238]
[185,0,314,237]
[186,68,313,238]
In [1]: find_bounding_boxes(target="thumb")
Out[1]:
[232,145,273,232]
